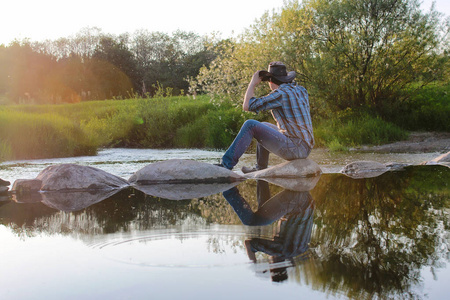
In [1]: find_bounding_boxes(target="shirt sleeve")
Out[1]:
[248,89,283,113]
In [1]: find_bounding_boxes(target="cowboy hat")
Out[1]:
[259,62,296,83]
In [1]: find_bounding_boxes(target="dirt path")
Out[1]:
[351,132,450,153]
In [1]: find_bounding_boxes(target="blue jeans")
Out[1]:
[221,120,311,170]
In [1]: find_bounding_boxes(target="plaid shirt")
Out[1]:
[248,83,315,148]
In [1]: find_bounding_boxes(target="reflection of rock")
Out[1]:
[40,189,122,212]
[10,164,129,207]
[244,159,322,179]
[1,178,11,196]
[0,186,9,195]
[0,195,10,203]
[12,192,42,203]
[36,164,129,191]
[260,174,321,192]
[129,159,244,184]
[134,182,241,200]
[340,161,389,179]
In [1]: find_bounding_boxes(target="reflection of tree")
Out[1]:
[308,166,450,299]
[0,188,207,235]
[1,166,448,298]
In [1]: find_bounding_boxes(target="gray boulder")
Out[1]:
[0,178,10,186]
[11,179,42,194]
[36,164,129,191]
[340,161,389,179]
[244,159,322,179]
[129,159,244,184]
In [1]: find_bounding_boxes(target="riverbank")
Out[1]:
[349,131,450,153]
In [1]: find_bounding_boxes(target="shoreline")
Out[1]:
[348,132,450,153]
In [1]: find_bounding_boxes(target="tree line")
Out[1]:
[0,28,216,103]
[1,0,448,117]
[193,0,449,117]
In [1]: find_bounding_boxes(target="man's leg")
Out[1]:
[221,119,310,170]
[221,120,281,170]
[255,122,278,170]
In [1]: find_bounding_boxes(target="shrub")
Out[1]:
[314,112,408,150]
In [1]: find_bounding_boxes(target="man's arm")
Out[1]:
[243,71,262,111]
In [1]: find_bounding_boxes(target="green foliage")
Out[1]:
[382,81,450,131]
[314,111,408,149]
[192,0,448,118]
[0,29,214,104]
[177,108,253,149]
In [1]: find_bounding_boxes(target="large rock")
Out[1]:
[340,161,389,179]
[36,164,129,191]
[134,182,241,200]
[11,179,43,194]
[129,159,244,184]
[0,178,10,186]
[244,159,322,179]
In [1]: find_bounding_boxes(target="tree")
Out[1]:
[130,30,213,96]
[194,0,448,115]
[92,35,139,97]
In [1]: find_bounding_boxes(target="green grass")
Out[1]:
[313,111,409,151]
[0,95,255,160]
[1,91,439,161]
[0,110,97,160]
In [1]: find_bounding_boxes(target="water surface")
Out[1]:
[0,149,449,299]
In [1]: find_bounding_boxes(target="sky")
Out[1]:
[1,0,449,45]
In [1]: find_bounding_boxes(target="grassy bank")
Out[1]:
[1,91,444,161]
[0,96,264,161]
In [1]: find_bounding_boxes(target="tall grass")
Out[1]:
[0,95,241,160]
[314,112,408,151]
[0,93,428,161]
[0,110,97,160]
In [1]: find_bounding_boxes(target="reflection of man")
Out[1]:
[222,181,315,282]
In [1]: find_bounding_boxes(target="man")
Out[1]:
[217,61,314,173]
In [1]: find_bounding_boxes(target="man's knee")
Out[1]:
[243,119,260,128]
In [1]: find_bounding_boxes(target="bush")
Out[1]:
[314,112,408,150]
[382,82,450,131]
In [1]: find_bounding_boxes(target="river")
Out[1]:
[0,147,442,184]
[0,148,448,300]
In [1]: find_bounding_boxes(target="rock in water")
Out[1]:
[11,179,42,193]
[0,178,10,186]
[129,159,245,184]
[340,161,389,179]
[244,159,322,179]
[36,164,129,191]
